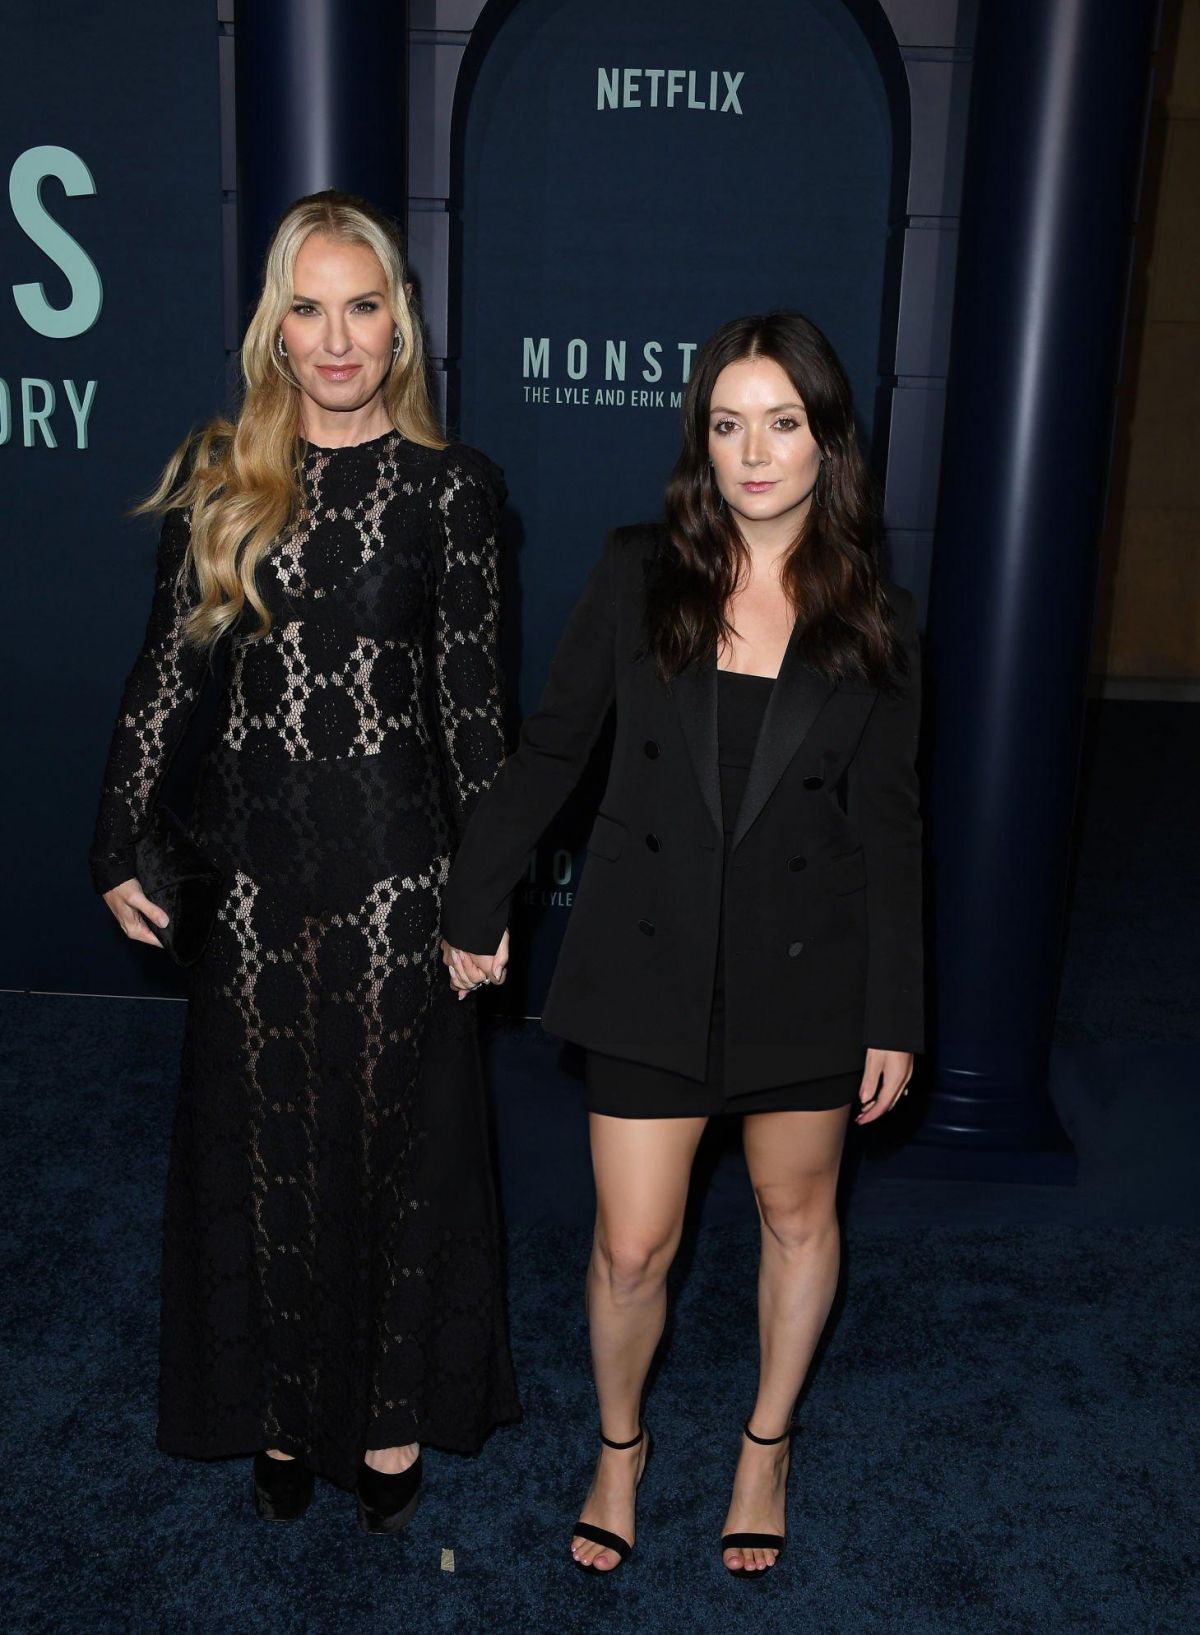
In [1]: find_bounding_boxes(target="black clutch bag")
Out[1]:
[133,805,222,967]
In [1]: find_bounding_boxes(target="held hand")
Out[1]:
[854,1047,913,1124]
[441,930,510,1000]
[103,876,170,950]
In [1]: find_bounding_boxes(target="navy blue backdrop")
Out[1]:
[455,0,897,1007]
[0,0,224,995]
[1,0,1158,1155]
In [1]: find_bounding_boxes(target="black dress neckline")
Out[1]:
[717,667,774,780]
[302,428,400,456]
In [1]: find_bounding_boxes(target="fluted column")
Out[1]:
[924,0,1158,1146]
[235,0,408,316]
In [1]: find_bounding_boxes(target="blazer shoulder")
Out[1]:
[882,580,918,633]
[606,519,667,559]
[598,521,665,598]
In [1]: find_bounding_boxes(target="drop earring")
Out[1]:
[276,334,288,360]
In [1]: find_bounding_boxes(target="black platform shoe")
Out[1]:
[356,1453,423,1535]
[252,1451,315,1521]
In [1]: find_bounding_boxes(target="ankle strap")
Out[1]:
[600,1425,644,1451]
[743,1419,794,1445]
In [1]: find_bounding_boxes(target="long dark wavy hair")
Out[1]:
[645,312,903,687]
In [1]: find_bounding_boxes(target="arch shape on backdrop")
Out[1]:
[448,0,911,1008]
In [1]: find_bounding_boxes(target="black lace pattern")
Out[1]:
[91,434,520,1486]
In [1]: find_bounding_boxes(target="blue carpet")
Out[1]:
[4,702,1197,1630]
[2,993,1198,1634]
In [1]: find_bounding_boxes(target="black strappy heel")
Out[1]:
[720,1419,793,1577]
[571,1425,652,1573]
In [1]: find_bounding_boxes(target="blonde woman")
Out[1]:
[91,191,518,1530]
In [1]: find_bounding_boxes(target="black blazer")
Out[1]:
[442,525,923,1092]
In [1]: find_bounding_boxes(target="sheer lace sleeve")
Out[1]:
[433,446,507,837]
[89,508,209,892]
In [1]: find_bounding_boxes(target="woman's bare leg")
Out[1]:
[263,1451,418,1478]
[264,1443,418,1470]
[572,1111,708,1569]
[364,1443,419,1473]
[721,1104,850,1572]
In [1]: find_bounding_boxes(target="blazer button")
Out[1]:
[638,918,655,937]
[645,833,661,852]
[788,941,804,958]
[643,739,660,759]
[787,855,807,872]
[803,774,824,790]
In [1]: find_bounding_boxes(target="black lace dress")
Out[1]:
[91,432,520,1488]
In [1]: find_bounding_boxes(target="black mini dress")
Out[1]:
[584,670,862,1119]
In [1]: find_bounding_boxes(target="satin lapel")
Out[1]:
[732,634,837,850]
[670,652,722,841]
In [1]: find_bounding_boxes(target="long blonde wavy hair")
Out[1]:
[140,190,446,648]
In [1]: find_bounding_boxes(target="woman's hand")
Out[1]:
[854,1048,913,1124]
[103,877,169,949]
[441,930,510,999]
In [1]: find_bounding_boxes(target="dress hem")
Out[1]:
[156,1402,524,1492]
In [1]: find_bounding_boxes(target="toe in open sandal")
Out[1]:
[720,1419,792,1578]
[572,1425,652,1574]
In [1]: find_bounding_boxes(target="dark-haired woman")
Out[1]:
[91,192,518,1527]
[442,313,922,1576]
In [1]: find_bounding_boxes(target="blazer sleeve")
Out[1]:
[845,587,924,1053]
[89,508,209,893]
[441,534,620,953]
